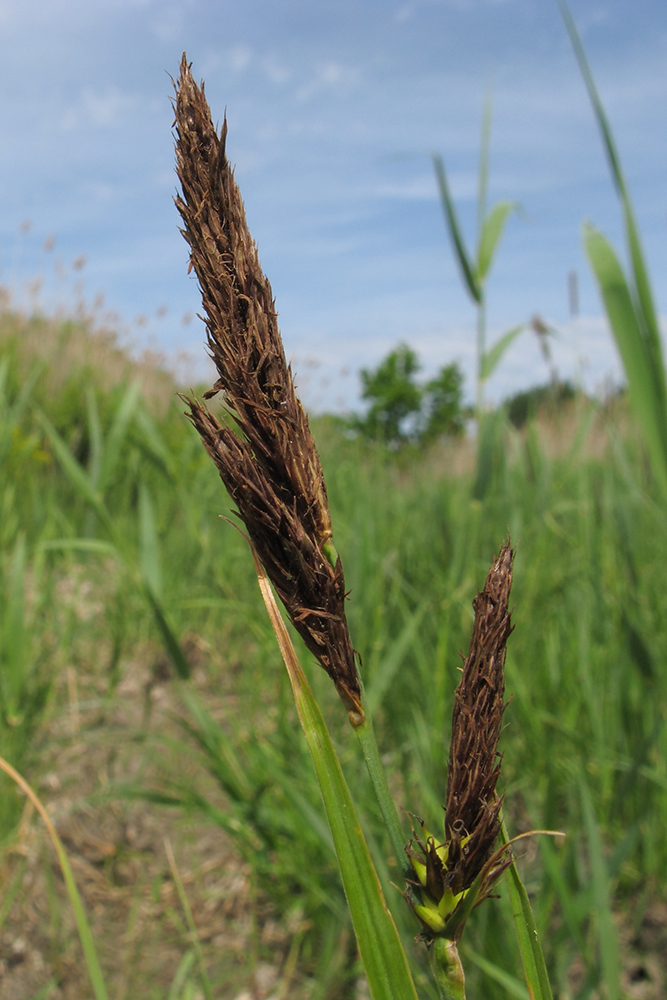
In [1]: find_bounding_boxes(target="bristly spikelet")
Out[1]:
[173,55,363,723]
[405,542,514,941]
[444,540,513,890]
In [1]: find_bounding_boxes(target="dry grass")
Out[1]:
[174,56,362,723]
[0,293,177,417]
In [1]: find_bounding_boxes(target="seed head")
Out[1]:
[174,55,362,723]
[405,542,514,940]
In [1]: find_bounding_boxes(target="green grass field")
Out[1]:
[0,303,665,999]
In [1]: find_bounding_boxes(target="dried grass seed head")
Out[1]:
[404,542,514,939]
[174,56,362,722]
[444,541,513,889]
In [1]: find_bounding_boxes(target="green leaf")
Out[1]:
[37,411,113,532]
[134,405,177,481]
[480,324,526,382]
[164,837,214,1000]
[562,0,667,489]
[583,223,667,495]
[580,781,620,1000]
[139,481,162,600]
[461,946,530,1000]
[500,821,554,1000]
[476,201,517,284]
[365,600,428,715]
[476,86,493,247]
[253,554,419,1000]
[559,0,662,353]
[145,585,191,679]
[97,380,142,493]
[85,386,103,489]
[432,153,482,304]
[0,535,27,720]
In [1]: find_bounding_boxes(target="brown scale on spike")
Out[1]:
[405,542,514,942]
[173,55,362,724]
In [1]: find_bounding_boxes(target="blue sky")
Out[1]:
[0,0,665,410]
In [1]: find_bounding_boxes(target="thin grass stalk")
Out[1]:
[0,756,110,1000]
[164,836,214,1000]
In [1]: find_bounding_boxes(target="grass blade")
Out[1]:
[365,600,428,715]
[1,535,27,722]
[0,756,109,1000]
[145,585,191,679]
[559,0,662,354]
[481,324,525,382]
[164,837,214,1000]
[85,386,103,489]
[432,153,481,304]
[167,951,196,1000]
[461,946,530,1000]
[562,0,667,489]
[139,481,162,599]
[37,411,113,532]
[583,222,667,494]
[476,201,517,284]
[251,549,419,1000]
[97,380,142,493]
[500,820,554,1000]
[580,781,620,1000]
[476,85,493,246]
[39,413,189,678]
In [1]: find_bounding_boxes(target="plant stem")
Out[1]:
[354,689,411,879]
[431,938,467,1000]
[476,298,487,420]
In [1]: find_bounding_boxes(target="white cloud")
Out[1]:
[296,61,362,102]
[62,86,137,130]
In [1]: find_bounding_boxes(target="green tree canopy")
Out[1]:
[355,344,465,447]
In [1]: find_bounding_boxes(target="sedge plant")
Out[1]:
[173,56,557,1000]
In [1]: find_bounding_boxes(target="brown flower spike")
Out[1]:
[406,542,514,940]
[173,56,362,723]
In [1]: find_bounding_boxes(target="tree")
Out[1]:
[356,344,422,446]
[421,363,465,441]
[354,344,465,447]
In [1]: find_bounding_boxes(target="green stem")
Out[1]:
[476,297,487,421]
[354,689,411,879]
[431,938,467,1000]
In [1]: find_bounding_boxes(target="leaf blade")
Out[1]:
[432,153,482,304]
[480,324,525,382]
[252,552,419,1000]
[500,821,554,1000]
[476,201,516,284]
[583,222,667,494]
